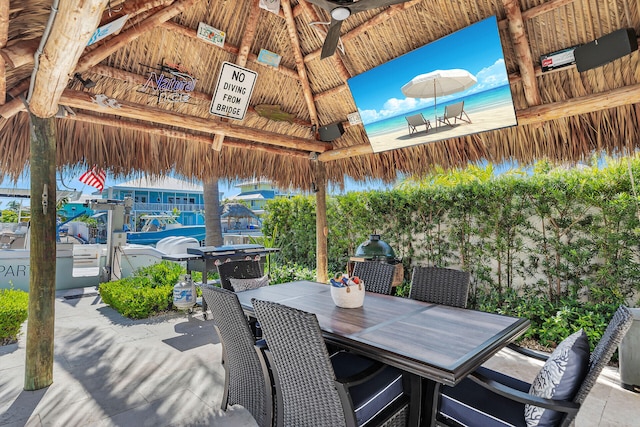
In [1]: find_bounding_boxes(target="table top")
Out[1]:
[236,281,530,386]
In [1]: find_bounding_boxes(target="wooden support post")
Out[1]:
[24,113,57,391]
[314,161,328,283]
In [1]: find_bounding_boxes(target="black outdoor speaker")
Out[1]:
[318,122,345,142]
[574,28,638,72]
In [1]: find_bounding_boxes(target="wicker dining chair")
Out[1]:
[432,305,633,427]
[201,285,273,427]
[352,261,396,295]
[253,299,410,427]
[409,266,470,308]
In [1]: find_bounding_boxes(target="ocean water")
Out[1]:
[364,85,514,138]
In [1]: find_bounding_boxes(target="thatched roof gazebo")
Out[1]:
[2,0,639,188]
[220,202,259,229]
[2,0,639,389]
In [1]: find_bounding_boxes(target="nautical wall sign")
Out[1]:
[197,22,226,48]
[347,112,362,125]
[138,61,197,104]
[257,49,281,67]
[88,14,129,46]
[210,62,258,121]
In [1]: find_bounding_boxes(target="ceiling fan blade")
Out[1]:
[350,0,410,13]
[321,18,344,59]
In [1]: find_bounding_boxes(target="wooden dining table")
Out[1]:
[236,280,530,425]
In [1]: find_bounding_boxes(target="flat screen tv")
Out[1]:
[347,16,517,153]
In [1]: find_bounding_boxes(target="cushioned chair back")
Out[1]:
[564,305,633,425]
[201,285,271,427]
[352,261,395,295]
[217,259,264,291]
[253,299,348,427]
[410,266,470,308]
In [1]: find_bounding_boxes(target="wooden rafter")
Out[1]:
[28,0,109,118]
[161,21,300,80]
[281,0,319,127]
[90,64,312,127]
[75,0,198,74]
[59,89,332,152]
[66,112,310,158]
[497,0,579,30]
[98,0,172,26]
[502,0,541,107]
[320,83,640,161]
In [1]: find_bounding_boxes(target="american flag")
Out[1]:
[79,167,106,192]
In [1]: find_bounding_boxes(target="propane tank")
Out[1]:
[173,274,196,310]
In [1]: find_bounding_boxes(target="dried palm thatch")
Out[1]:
[0,0,639,190]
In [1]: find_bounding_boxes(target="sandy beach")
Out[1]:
[369,103,518,152]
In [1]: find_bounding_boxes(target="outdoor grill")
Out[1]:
[349,234,404,286]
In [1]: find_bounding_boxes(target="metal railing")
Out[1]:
[132,202,205,213]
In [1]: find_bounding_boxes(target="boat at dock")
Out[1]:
[126,214,207,246]
[0,201,202,292]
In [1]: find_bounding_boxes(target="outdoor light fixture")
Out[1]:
[74,73,96,89]
[331,7,351,21]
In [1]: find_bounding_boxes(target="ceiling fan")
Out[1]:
[305,0,411,59]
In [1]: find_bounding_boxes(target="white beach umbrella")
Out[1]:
[401,69,477,127]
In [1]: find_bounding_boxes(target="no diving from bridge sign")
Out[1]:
[210,62,258,120]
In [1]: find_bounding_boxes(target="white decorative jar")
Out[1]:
[330,282,365,308]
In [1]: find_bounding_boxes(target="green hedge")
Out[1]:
[99,261,185,319]
[0,288,29,345]
[261,158,640,350]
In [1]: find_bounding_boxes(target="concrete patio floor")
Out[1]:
[1,286,638,426]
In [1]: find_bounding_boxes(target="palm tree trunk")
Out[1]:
[203,178,223,246]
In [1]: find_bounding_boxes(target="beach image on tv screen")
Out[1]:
[347,16,517,153]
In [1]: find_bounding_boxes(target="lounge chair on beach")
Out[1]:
[437,101,471,127]
[405,113,431,135]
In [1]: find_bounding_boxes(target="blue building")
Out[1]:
[102,177,205,228]
[226,179,285,217]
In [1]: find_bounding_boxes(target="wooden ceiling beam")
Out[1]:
[314,84,348,101]
[497,0,578,30]
[75,0,198,74]
[281,0,319,128]
[317,142,373,162]
[160,21,300,81]
[502,0,542,107]
[320,83,640,161]
[0,39,40,69]
[59,89,331,152]
[66,112,310,158]
[90,64,312,127]
[516,82,640,125]
[98,0,172,27]
[28,0,109,118]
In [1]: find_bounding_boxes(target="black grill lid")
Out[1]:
[354,234,396,260]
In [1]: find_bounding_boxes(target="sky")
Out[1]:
[347,16,510,125]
